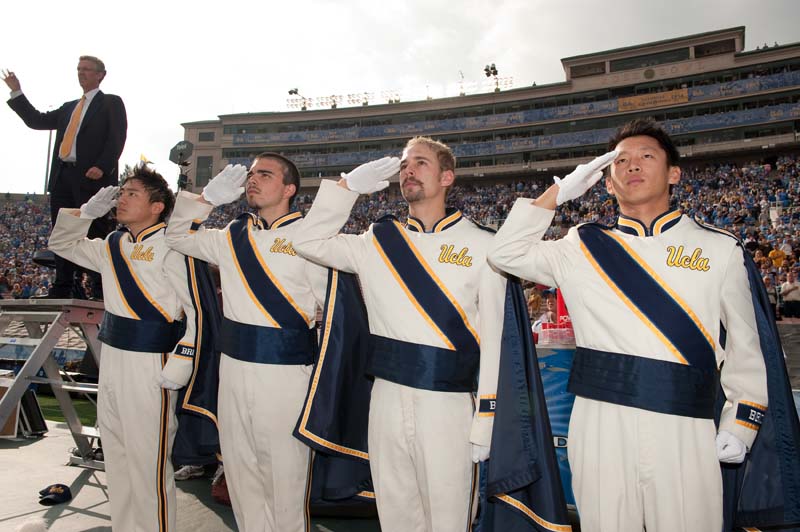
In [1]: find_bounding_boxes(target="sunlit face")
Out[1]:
[606,135,681,211]
[77,60,104,92]
[116,179,162,226]
[399,143,454,204]
[245,157,294,210]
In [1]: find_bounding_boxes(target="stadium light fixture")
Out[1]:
[484,63,500,92]
[286,88,308,110]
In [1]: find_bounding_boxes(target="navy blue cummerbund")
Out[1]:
[219,317,316,365]
[368,335,479,393]
[98,312,185,353]
[568,347,718,419]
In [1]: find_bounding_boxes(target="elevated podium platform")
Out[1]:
[0,299,104,469]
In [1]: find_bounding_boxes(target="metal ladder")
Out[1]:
[0,299,104,469]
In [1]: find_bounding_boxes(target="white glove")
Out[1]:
[553,150,618,206]
[159,375,183,390]
[79,185,119,219]
[471,443,490,463]
[202,164,248,206]
[342,156,400,194]
[160,356,193,389]
[716,430,747,464]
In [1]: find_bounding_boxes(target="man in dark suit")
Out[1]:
[3,56,127,298]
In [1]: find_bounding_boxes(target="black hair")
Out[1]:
[607,118,680,167]
[607,118,680,194]
[121,165,174,222]
[253,152,300,205]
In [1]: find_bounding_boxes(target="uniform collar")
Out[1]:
[240,211,302,230]
[615,208,682,237]
[406,208,462,233]
[122,222,166,243]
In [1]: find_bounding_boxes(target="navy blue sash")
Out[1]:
[219,317,316,365]
[99,312,184,353]
[107,231,171,322]
[372,219,480,354]
[369,335,479,392]
[569,347,718,418]
[578,224,716,372]
[228,215,308,329]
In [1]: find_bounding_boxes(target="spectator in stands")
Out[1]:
[769,246,787,269]
[781,270,800,318]
[764,275,781,319]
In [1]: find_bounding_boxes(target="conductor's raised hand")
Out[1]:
[202,164,249,206]
[553,150,618,206]
[1,69,21,92]
[341,156,400,194]
[79,185,119,219]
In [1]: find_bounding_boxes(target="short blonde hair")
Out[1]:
[404,136,455,172]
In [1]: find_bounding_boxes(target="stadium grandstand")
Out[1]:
[181,26,800,192]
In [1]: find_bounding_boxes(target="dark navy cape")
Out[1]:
[721,243,800,532]
[294,269,375,502]
[480,280,571,532]
[173,257,222,466]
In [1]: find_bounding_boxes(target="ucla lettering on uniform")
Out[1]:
[130,244,155,262]
[270,238,298,256]
[438,244,473,267]
[665,245,710,271]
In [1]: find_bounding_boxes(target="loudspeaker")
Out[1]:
[18,389,48,437]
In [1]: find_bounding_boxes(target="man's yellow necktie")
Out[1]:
[59,95,86,159]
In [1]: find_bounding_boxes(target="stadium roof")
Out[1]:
[561,26,745,63]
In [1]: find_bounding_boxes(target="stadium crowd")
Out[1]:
[3,154,800,317]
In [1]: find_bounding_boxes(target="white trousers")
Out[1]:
[567,397,723,532]
[218,354,313,532]
[97,345,178,532]
[368,378,478,532]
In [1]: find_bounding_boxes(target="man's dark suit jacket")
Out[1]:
[7,91,127,195]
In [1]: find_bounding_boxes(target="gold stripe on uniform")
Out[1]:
[180,259,218,424]
[106,241,140,319]
[296,270,370,460]
[604,230,715,350]
[157,352,170,532]
[617,218,646,237]
[226,230,280,327]
[652,210,681,235]
[115,237,173,322]
[373,235,456,350]
[245,218,311,325]
[495,494,573,532]
[136,223,167,242]
[579,240,689,365]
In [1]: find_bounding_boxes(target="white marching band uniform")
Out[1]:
[49,210,199,532]
[489,201,769,532]
[293,179,506,532]
[165,191,327,532]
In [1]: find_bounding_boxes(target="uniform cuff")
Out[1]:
[161,354,194,387]
[469,411,494,447]
[720,400,766,449]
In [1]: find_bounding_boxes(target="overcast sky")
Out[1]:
[1,0,797,194]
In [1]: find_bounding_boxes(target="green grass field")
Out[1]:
[36,394,97,426]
